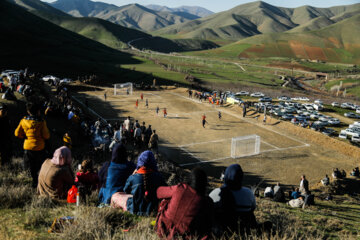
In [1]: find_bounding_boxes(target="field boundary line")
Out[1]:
[72,96,107,122]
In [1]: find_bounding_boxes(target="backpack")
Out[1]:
[67,185,78,203]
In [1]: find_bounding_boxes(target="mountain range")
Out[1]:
[8,0,218,52]
[145,5,213,18]
[155,1,360,40]
[50,0,210,32]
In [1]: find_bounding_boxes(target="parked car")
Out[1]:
[303,104,314,111]
[351,135,360,143]
[250,92,264,97]
[313,104,323,111]
[345,128,360,137]
[344,112,360,119]
[322,128,335,136]
[278,96,291,101]
[282,114,294,120]
[236,91,249,96]
[1,70,18,78]
[259,97,272,102]
[299,97,310,101]
[331,102,340,107]
[356,108,360,114]
[60,78,72,85]
[338,130,347,139]
[328,118,340,125]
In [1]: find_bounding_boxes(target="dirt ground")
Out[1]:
[74,87,359,189]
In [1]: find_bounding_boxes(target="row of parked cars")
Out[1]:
[0,70,72,85]
[339,122,360,143]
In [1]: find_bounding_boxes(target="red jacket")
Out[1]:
[156,183,213,240]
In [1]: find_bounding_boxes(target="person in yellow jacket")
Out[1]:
[15,102,50,187]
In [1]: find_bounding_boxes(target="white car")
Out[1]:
[356,108,360,114]
[339,130,347,139]
[299,97,310,101]
[291,97,300,101]
[331,102,340,107]
[250,92,265,97]
[303,104,314,111]
[60,78,72,84]
[1,70,18,78]
[352,135,360,143]
[345,128,360,137]
[313,104,323,111]
[42,75,58,82]
[236,91,249,96]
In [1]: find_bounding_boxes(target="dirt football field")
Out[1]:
[74,87,359,188]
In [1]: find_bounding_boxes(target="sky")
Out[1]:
[41,0,360,12]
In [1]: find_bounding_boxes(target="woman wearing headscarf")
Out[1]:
[156,168,213,240]
[37,146,74,199]
[98,143,135,204]
[123,150,165,216]
[209,164,258,234]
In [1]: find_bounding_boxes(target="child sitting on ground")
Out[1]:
[75,159,99,197]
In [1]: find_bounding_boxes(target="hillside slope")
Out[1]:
[202,14,360,64]
[51,0,198,32]
[9,0,218,52]
[155,1,360,41]
[146,5,214,18]
[0,0,137,78]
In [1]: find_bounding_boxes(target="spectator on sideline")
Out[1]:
[75,159,99,196]
[209,164,271,235]
[321,175,330,186]
[0,104,12,166]
[98,143,135,204]
[156,168,213,240]
[15,102,50,187]
[37,146,74,199]
[299,175,309,195]
[122,150,166,216]
[291,188,301,199]
[264,186,274,198]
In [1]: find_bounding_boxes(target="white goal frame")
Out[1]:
[231,135,260,158]
[114,82,133,95]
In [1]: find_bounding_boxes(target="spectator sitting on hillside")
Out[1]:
[75,159,99,196]
[98,143,135,204]
[341,169,346,178]
[321,174,330,186]
[121,150,166,216]
[332,168,342,179]
[209,164,272,236]
[109,125,122,152]
[37,146,74,199]
[288,196,305,208]
[63,133,72,149]
[0,104,12,167]
[264,186,274,198]
[156,168,213,240]
[291,188,301,199]
[273,183,286,203]
[350,167,359,177]
[15,102,50,187]
[149,130,159,153]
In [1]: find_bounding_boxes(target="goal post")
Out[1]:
[231,135,260,158]
[114,82,133,95]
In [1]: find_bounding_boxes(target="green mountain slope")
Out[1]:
[155,1,360,41]
[146,5,214,18]
[51,0,198,32]
[0,0,138,78]
[9,0,218,52]
[288,16,334,32]
[203,14,360,64]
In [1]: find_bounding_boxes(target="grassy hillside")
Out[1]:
[9,0,217,53]
[288,16,334,32]
[51,0,198,32]
[155,1,360,41]
[146,4,214,18]
[0,0,139,79]
[192,14,360,64]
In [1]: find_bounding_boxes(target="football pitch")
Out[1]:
[74,87,357,187]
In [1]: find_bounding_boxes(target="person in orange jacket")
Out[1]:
[15,102,50,187]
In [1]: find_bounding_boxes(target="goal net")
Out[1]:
[114,82,133,95]
[231,135,260,158]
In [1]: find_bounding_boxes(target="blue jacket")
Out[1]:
[124,172,165,216]
[98,161,136,204]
